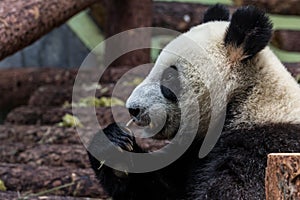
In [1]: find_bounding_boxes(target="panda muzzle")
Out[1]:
[128,107,151,127]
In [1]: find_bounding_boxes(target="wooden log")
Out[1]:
[0,191,101,200]
[91,2,236,33]
[4,106,129,127]
[153,2,213,32]
[154,2,239,32]
[272,30,300,52]
[0,68,77,109]
[0,67,136,109]
[285,63,300,77]
[5,106,45,125]
[0,163,107,198]
[0,0,99,61]
[104,0,152,67]
[28,84,115,107]
[0,143,89,168]
[234,0,300,15]
[28,86,74,107]
[265,153,300,199]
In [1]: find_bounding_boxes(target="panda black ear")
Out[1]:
[224,6,273,62]
[203,4,230,23]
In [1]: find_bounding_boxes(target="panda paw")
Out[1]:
[103,123,136,152]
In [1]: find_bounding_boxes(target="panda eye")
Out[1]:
[162,66,178,82]
[170,65,177,70]
[164,71,173,81]
[160,66,181,102]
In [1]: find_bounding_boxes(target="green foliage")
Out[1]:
[81,83,109,93]
[64,97,125,108]
[123,77,144,86]
[79,96,124,107]
[57,114,83,128]
[0,179,6,191]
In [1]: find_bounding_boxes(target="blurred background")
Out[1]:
[1,0,299,68]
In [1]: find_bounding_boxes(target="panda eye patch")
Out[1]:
[160,66,181,102]
[162,67,178,82]
[170,65,177,70]
[163,71,174,81]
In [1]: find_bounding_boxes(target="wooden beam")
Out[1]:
[234,0,300,15]
[272,30,300,52]
[91,2,235,33]
[265,153,300,199]
[0,0,99,61]
[0,68,77,109]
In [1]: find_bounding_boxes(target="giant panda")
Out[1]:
[88,4,300,200]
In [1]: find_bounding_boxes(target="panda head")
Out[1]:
[126,5,274,140]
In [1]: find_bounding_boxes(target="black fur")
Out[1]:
[160,66,181,102]
[88,123,300,199]
[203,4,230,23]
[224,6,273,60]
[160,85,178,102]
[186,123,300,199]
[97,123,136,151]
[88,123,190,200]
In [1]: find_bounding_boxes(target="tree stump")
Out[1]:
[265,153,300,200]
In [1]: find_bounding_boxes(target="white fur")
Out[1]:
[127,21,300,139]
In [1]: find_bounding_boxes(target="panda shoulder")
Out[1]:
[218,123,300,153]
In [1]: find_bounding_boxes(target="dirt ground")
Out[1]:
[0,67,166,200]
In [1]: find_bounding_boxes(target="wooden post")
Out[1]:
[103,0,153,82]
[265,153,300,200]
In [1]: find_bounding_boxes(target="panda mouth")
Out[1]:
[127,115,171,140]
[131,113,151,127]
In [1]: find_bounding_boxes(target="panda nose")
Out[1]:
[128,107,142,118]
[128,106,150,126]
